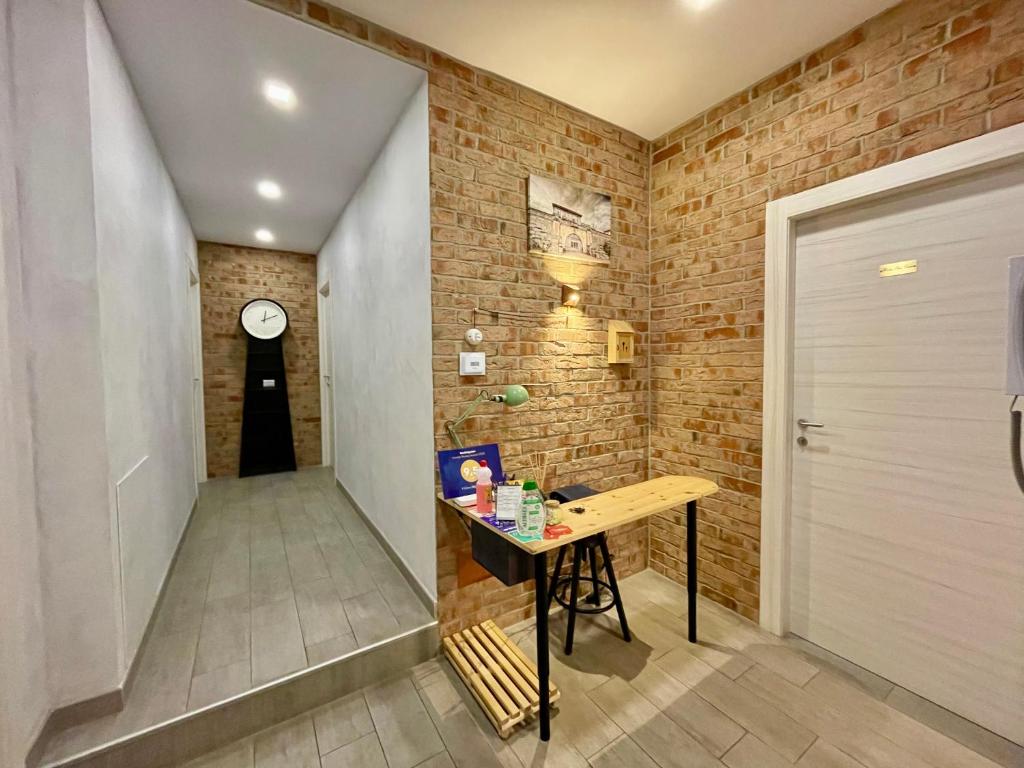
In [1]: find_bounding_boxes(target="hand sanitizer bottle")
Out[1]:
[475,460,493,514]
[519,480,544,536]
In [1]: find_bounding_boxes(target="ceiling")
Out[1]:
[98,0,425,253]
[332,0,897,139]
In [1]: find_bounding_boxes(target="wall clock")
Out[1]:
[238,297,296,477]
[240,298,288,340]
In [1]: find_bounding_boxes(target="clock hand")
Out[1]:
[262,310,267,322]
[266,314,279,320]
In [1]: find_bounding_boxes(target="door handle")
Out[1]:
[797,419,824,429]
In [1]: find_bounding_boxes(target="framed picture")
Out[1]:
[528,175,611,264]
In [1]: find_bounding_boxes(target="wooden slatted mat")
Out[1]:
[443,620,560,738]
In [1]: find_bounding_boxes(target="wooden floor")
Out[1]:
[176,569,1024,768]
[42,467,433,766]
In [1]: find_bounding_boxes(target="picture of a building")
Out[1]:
[528,175,611,264]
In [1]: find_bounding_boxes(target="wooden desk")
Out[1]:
[440,475,718,741]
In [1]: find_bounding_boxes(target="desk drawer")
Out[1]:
[471,522,532,586]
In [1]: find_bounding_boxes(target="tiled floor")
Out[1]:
[42,467,433,765]
[178,569,1023,768]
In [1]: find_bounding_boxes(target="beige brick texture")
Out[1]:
[252,0,1024,630]
[199,242,321,479]
[649,0,1024,620]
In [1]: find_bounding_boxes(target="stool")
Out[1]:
[545,485,630,655]
[547,534,631,654]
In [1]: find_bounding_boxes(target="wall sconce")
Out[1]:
[561,284,581,308]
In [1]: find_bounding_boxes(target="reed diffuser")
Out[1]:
[525,450,549,491]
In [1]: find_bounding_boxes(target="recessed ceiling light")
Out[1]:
[254,228,275,243]
[262,79,296,110]
[257,179,282,200]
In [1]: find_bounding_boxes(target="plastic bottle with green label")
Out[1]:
[519,480,545,537]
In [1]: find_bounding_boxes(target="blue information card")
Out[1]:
[437,444,504,499]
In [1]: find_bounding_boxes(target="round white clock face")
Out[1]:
[240,298,288,340]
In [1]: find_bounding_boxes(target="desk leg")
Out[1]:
[687,499,698,643]
[534,551,550,742]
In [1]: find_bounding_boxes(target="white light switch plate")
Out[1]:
[459,351,486,376]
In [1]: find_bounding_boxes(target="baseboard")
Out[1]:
[121,495,199,700]
[23,709,51,768]
[29,496,200,768]
[39,622,439,768]
[334,477,437,616]
[26,688,122,768]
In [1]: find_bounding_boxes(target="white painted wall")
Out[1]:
[317,79,436,599]
[10,0,122,706]
[84,0,199,668]
[3,0,200,724]
[0,1,52,762]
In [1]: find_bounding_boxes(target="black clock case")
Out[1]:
[238,301,297,477]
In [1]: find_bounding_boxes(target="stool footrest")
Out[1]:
[551,576,618,614]
[551,532,631,653]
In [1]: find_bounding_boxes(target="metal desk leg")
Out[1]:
[687,499,697,643]
[534,551,551,741]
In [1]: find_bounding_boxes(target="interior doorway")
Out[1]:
[318,278,334,468]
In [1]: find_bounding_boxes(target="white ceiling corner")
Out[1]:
[332,0,897,140]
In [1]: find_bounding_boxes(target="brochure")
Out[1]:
[437,443,504,499]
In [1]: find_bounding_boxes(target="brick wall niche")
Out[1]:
[199,241,321,478]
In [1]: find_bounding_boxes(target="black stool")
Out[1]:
[547,486,631,655]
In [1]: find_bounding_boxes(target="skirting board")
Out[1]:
[121,496,199,699]
[335,478,438,616]
[28,496,199,768]
[25,689,122,768]
[38,623,439,768]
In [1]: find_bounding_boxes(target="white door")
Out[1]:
[790,160,1024,744]
[318,280,334,467]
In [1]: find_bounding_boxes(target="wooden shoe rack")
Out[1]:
[442,620,560,739]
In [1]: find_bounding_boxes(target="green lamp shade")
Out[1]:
[502,384,529,407]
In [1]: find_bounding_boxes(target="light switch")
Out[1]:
[459,351,486,376]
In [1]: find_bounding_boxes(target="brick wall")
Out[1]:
[426,52,651,637]
[250,0,652,637]
[199,241,321,478]
[649,0,1024,621]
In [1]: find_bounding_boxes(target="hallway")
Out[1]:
[5,0,1024,766]
[42,468,433,766]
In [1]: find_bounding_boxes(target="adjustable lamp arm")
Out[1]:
[446,390,492,448]
[444,385,529,448]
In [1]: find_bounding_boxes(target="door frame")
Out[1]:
[317,277,333,467]
[760,122,1024,635]
[188,266,207,484]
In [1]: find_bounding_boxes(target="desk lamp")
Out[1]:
[445,384,529,448]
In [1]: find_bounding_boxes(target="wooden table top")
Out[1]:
[438,475,719,555]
